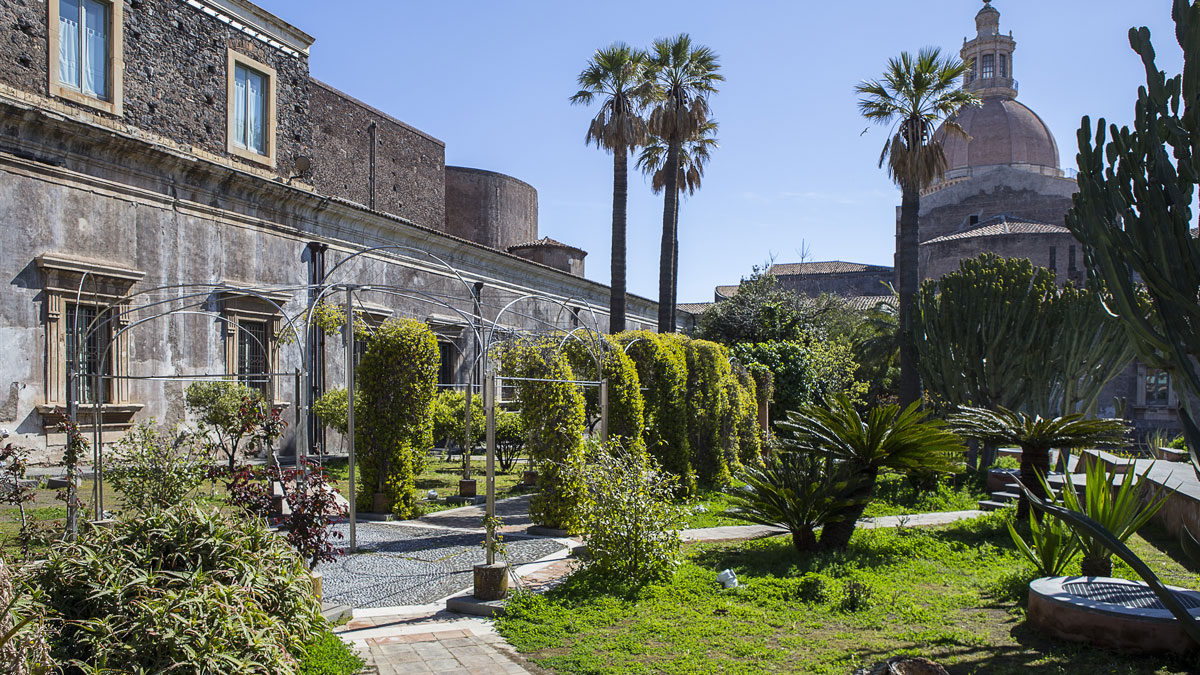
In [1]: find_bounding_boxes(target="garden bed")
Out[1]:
[497,513,1200,674]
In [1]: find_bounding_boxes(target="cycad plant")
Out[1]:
[949,406,1127,518]
[727,450,861,554]
[779,393,964,550]
[1055,459,1172,576]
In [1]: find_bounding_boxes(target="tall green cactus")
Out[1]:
[916,255,1133,467]
[1065,0,1200,463]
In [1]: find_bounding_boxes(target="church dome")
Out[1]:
[935,96,1061,180]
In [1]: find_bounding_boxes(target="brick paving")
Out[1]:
[336,612,534,674]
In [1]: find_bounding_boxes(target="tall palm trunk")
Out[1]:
[670,198,679,329]
[658,137,682,333]
[897,182,922,407]
[610,146,629,333]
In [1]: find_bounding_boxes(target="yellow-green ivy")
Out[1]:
[614,331,694,495]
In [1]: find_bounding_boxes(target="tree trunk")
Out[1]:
[670,200,679,330]
[610,147,628,334]
[1017,446,1051,520]
[1080,556,1112,577]
[657,139,681,333]
[819,469,878,550]
[897,183,922,407]
[791,527,818,554]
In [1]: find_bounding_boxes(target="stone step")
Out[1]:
[320,603,353,624]
[991,491,1020,503]
[978,499,1011,512]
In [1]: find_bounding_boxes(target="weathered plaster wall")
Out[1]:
[509,243,586,278]
[310,79,445,230]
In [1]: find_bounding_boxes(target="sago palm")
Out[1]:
[571,44,654,334]
[949,406,1127,518]
[856,48,978,407]
[778,393,964,550]
[646,34,722,333]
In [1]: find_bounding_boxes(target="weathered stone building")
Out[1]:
[0,0,667,461]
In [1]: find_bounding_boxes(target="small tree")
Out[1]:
[571,443,685,583]
[495,409,526,473]
[185,382,284,471]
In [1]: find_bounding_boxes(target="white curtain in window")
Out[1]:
[82,0,108,98]
[58,0,81,89]
[234,66,247,148]
[246,69,265,153]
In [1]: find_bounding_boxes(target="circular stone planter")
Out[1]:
[1028,576,1200,655]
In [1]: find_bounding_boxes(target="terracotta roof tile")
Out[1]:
[767,260,894,276]
[923,215,1069,245]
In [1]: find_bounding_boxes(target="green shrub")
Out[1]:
[108,421,207,512]
[674,336,737,487]
[298,629,364,675]
[356,318,439,517]
[732,337,865,416]
[495,408,526,473]
[185,380,285,471]
[563,336,646,451]
[796,572,832,603]
[501,339,587,532]
[0,555,51,675]
[429,389,485,452]
[571,443,684,583]
[312,387,351,435]
[727,362,762,467]
[615,331,693,494]
[29,505,324,674]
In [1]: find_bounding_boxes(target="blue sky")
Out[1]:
[255,0,1182,304]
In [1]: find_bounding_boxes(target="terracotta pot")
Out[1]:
[459,479,477,497]
[473,563,509,601]
[522,470,539,486]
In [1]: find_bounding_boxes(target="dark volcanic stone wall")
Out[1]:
[309,79,446,230]
[445,166,537,250]
[776,270,893,297]
[0,0,311,178]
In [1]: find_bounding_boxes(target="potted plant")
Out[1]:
[473,514,509,600]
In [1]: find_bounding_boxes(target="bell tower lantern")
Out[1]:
[961,0,1017,99]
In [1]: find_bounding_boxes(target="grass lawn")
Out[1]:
[497,511,1200,674]
[679,473,987,529]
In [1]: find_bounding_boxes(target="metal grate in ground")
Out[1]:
[1062,581,1200,611]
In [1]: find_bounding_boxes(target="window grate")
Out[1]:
[238,319,270,399]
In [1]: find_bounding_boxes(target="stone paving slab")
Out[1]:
[337,616,534,674]
[680,510,987,543]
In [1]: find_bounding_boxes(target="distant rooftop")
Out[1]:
[923,215,1068,245]
[714,285,741,300]
[768,260,894,276]
[507,237,586,254]
[677,302,712,315]
[846,295,897,311]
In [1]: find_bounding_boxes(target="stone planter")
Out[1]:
[473,563,509,601]
[459,479,477,497]
[371,492,390,514]
[522,470,539,487]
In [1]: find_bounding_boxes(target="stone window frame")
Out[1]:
[1138,365,1176,409]
[220,288,289,405]
[47,0,125,116]
[225,48,278,168]
[980,53,995,79]
[35,254,144,432]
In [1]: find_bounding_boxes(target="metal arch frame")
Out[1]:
[66,281,312,523]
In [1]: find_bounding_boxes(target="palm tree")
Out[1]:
[949,406,1127,519]
[638,120,718,316]
[856,48,978,407]
[779,393,964,550]
[646,34,722,333]
[570,44,654,334]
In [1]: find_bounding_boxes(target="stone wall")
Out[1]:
[0,0,312,179]
[919,230,1084,284]
[918,165,1077,243]
[444,166,538,250]
[310,80,446,230]
[775,270,893,298]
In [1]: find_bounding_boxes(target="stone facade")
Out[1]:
[310,80,446,230]
[0,0,654,462]
[768,261,894,298]
[508,237,586,278]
